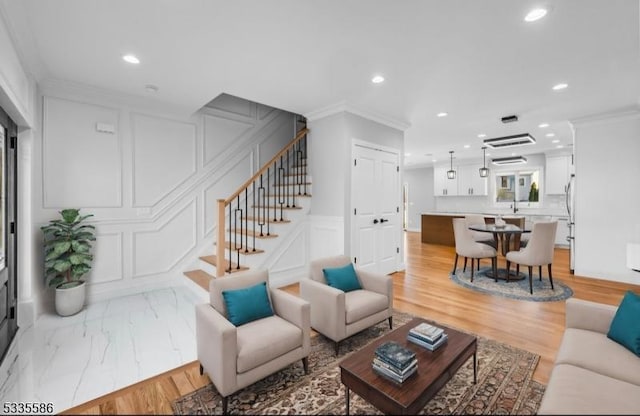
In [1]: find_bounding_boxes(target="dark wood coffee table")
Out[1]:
[339,317,477,415]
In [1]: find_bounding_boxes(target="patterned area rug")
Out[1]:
[450,266,573,302]
[172,312,545,415]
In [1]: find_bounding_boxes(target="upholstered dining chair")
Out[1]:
[196,269,310,414]
[452,218,498,282]
[505,221,558,294]
[299,255,393,355]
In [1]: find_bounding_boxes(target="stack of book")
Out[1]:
[407,322,448,351]
[372,341,418,384]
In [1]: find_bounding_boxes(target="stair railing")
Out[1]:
[216,127,309,276]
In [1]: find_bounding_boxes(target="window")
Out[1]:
[495,170,541,206]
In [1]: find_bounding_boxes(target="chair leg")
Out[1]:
[452,253,459,274]
[477,259,480,271]
[463,257,468,272]
[548,264,554,290]
[528,266,533,294]
[492,257,498,282]
[199,363,203,375]
[516,264,520,275]
[506,261,511,282]
[302,357,309,374]
[334,341,340,356]
[539,265,542,281]
[470,259,475,282]
[222,396,229,415]
[388,316,393,329]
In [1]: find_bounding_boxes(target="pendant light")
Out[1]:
[479,146,489,177]
[447,150,456,179]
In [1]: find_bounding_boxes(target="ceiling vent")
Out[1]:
[483,133,536,149]
[501,115,518,123]
[491,156,528,165]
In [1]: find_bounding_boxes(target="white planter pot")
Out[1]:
[55,280,86,316]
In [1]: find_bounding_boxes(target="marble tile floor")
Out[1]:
[0,285,206,413]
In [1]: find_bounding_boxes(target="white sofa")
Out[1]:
[538,298,640,414]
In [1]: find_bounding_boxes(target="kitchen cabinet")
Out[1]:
[434,165,458,196]
[433,163,487,197]
[457,164,488,196]
[545,155,572,195]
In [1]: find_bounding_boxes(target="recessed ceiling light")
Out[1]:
[511,152,516,156]
[122,54,140,64]
[552,83,568,91]
[556,145,564,149]
[437,112,448,117]
[552,139,560,143]
[478,133,487,138]
[432,159,437,163]
[144,84,159,93]
[371,75,385,84]
[405,153,411,157]
[546,133,555,137]
[538,123,549,128]
[463,144,470,149]
[524,8,548,22]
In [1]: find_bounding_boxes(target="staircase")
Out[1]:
[184,127,310,289]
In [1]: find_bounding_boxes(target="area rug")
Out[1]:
[172,312,545,415]
[450,266,573,302]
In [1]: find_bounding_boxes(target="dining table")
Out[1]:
[468,223,531,281]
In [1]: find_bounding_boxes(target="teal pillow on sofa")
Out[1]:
[222,281,274,326]
[323,263,362,292]
[607,290,640,356]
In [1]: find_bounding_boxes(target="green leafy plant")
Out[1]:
[528,182,539,202]
[41,209,96,289]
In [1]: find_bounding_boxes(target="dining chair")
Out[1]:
[452,218,498,282]
[505,221,558,294]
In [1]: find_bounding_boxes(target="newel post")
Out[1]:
[216,199,226,277]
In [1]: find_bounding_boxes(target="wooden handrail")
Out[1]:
[224,128,309,204]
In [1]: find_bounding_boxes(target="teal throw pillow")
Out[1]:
[222,281,274,326]
[323,263,362,292]
[607,290,640,356]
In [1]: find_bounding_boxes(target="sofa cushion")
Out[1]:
[236,315,301,373]
[222,281,273,326]
[555,328,640,386]
[608,290,640,356]
[344,290,388,325]
[323,263,362,292]
[538,364,640,415]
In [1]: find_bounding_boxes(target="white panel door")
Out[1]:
[352,144,400,275]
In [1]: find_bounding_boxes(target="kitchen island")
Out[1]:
[421,212,570,248]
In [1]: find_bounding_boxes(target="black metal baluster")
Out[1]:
[259,174,265,236]
[267,167,272,235]
[244,188,249,253]
[228,203,232,273]
[303,134,308,195]
[236,195,242,269]
[252,181,257,250]
[278,157,285,220]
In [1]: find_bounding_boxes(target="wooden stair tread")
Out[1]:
[244,216,291,223]
[200,255,249,273]
[227,229,278,238]
[252,205,303,210]
[183,270,213,291]
[217,241,265,254]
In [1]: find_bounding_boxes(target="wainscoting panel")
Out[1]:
[132,200,197,278]
[132,113,197,207]
[42,96,122,208]
[203,114,254,166]
[309,216,345,260]
[90,232,123,284]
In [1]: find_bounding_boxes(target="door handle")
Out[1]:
[380,218,389,223]
[373,219,379,224]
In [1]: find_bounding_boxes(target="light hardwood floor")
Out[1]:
[66,231,639,414]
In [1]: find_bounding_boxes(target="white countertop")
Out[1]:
[423,210,569,218]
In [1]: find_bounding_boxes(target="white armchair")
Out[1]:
[299,255,393,355]
[196,269,310,414]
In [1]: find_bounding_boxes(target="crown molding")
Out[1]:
[569,106,640,128]
[304,100,411,131]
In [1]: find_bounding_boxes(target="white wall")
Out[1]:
[572,109,640,285]
[307,110,405,269]
[32,84,297,315]
[404,167,435,231]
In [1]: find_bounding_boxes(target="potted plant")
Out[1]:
[41,208,96,316]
